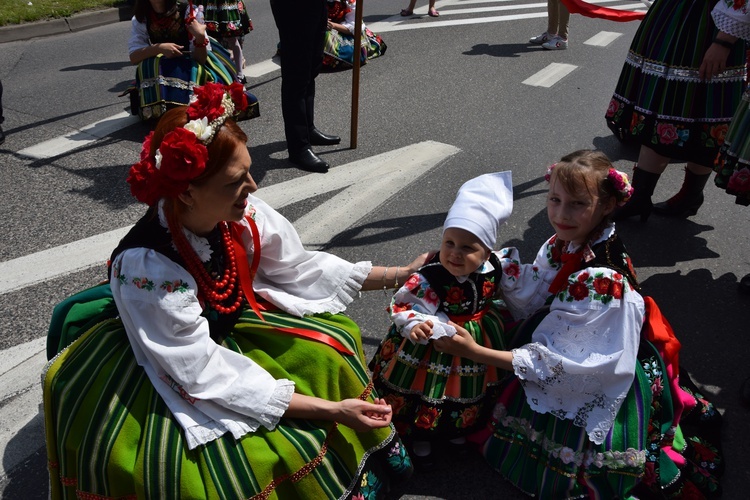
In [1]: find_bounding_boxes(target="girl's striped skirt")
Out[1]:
[132,40,258,121]
[44,307,412,499]
[605,0,746,167]
[369,304,509,441]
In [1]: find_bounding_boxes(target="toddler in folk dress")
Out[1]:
[370,171,514,463]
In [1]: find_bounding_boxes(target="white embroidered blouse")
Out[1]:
[110,195,372,449]
[712,0,750,42]
[497,225,645,445]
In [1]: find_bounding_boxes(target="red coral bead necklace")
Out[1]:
[168,215,244,314]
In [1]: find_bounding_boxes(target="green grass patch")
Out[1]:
[0,0,130,27]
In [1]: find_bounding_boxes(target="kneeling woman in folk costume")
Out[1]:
[44,82,416,499]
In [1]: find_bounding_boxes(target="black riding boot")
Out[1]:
[613,166,661,222]
[652,168,711,218]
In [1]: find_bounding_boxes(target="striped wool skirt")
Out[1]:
[476,304,724,499]
[369,304,509,440]
[322,27,387,71]
[714,89,750,206]
[605,0,746,167]
[44,308,412,499]
[133,40,257,121]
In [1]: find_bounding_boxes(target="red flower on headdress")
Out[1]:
[188,83,227,122]
[158,128,208,181]
[140,131,154,161]
[227,82,249,112]
[128,158,161,205]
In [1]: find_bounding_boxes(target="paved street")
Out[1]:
[1,0,749,498]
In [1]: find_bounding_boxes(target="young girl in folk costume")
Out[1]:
[370,172,514,463]
[434,150,724,498]
[197,0,253,84]
[127,0,258,121]
[323,0,387,71]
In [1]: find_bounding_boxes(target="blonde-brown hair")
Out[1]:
[551,150,624,206]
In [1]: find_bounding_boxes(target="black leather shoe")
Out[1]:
[289,148,329,173]
[309,128,341,146]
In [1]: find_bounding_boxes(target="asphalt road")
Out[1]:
[1,1,749,498]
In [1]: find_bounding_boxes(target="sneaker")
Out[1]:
[542,36,568,50]
[529,32,552,45]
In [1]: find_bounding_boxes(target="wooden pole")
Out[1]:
[350,0,364,149]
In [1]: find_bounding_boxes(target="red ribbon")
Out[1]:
[560,0,647,22]
[230,217,354,356]
[548,251,584,294]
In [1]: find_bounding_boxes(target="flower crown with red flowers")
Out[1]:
[545,163,634,206]
[127,82,249,206]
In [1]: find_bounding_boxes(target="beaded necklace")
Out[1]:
[167,213,244,314]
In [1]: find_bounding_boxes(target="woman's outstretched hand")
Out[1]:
[337,398,393,431]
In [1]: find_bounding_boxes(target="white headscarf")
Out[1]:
[443,171,513,249]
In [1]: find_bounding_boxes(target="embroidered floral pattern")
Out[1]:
[159,373,198,404]
[132,277,156,290]
[414,405,441,430]
[702,123,728,148]
[556,270,626,304]
[160,280,190,293]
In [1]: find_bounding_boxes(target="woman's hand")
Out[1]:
[433,323,478,358]
[406,252,433,275]
[159,42,186,58]
[699,33,737,81]
[337,398,393,431]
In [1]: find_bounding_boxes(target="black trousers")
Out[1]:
[0,80,4,125]
[270,0,327,155]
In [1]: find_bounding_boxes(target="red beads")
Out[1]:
[168,216,244,315]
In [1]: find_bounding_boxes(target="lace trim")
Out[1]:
[624,51,745,83]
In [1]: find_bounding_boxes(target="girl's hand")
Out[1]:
[186,17,207,41]
[159,42,186,58]
[433,323,478,358]
[337,398,392,430]
[409,321,433,343]
[327,19,333,31]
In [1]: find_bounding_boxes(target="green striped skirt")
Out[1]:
[605,0,746,166]
[369,305,509,440]
[134,39,239,121]
[714,89,750,206]
[44,309,412,499]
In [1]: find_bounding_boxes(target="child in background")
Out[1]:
[529,0,569,50]
[434,150,724,497]
[198,0,253,83]
[370,171,513,465]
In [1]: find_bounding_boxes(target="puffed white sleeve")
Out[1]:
[111,248,295,449]
[389,273,455,344]
[340,1,357,33]
[509,266,644,445]
[712,0,750,41]
[496,246,556,320]
[244,195,372,317]
[128,16,150,55]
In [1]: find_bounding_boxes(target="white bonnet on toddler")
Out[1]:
[443,171,513,250]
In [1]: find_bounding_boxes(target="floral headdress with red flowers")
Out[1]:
[127,82,249,205]
[545,163,634,206]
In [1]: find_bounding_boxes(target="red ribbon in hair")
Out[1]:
[560,0,647,22]
[548,251,584,294]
